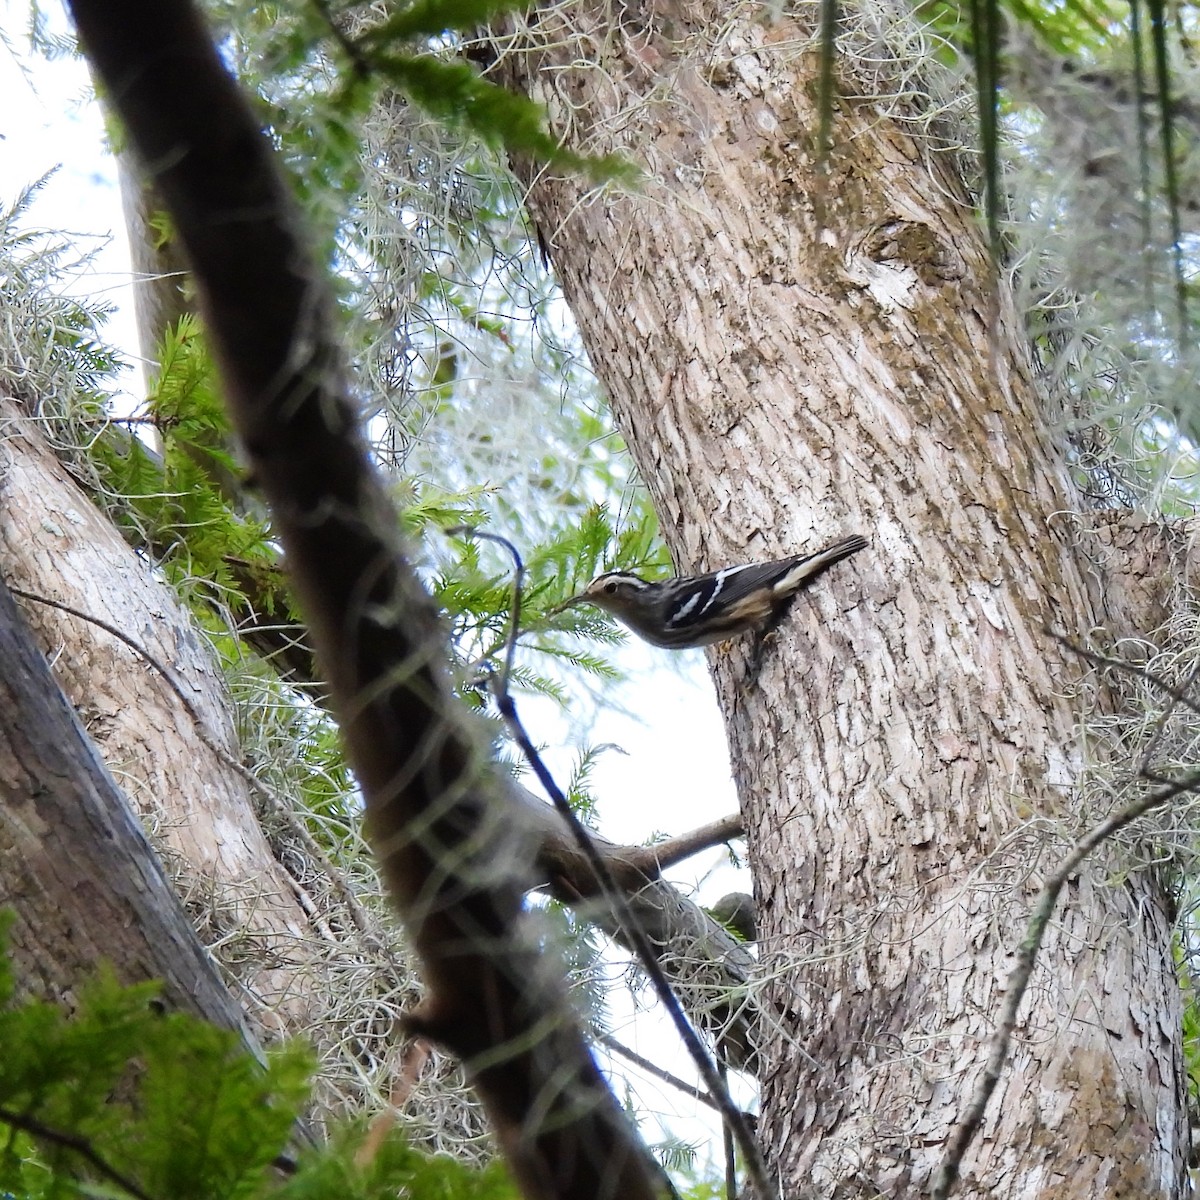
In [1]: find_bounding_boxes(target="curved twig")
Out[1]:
[462,530,771,1200]
[932,770,1199,1199]
[0,1106,155,1200]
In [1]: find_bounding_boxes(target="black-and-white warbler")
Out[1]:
[562,534,867,649]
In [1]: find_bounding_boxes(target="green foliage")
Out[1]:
[437,501,668,674]
[1176,932,1200,1126]
[650,1135,703,1177]
[88,318,276,607]
[277,1125,517,1200]
[361,0,528,43]
[0,928,308,1199]
[0,919,517,1200]
[909,0,1192,354]
[916,0,1124,61]
[669,1161,726,1200]
[213,0,629,210]
[0,178,123,414]
[79,312,665,710]
[536,901,609,1030]
[564,742,617,822]
[365,52,632,181]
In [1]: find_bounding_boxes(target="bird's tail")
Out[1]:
[772,534,868,597]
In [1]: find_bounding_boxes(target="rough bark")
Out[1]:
[491,4,1188,1195]
[0,394,324,1041]
[1069,509,1196,643]
[67,2,669,1197]
[0,568,254,1039]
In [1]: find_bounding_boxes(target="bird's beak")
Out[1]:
[549,593,586,616]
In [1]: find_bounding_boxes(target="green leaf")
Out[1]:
[373,53,633,180]
[362,0,530,44]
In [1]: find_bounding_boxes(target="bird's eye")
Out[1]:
[604,580,619,594]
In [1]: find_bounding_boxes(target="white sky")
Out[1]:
[0,0,752,1168]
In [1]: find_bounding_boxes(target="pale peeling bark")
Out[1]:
[493,4,1188,1194]
[0,396,317,1041]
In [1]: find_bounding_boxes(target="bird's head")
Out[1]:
[559,571,652,616]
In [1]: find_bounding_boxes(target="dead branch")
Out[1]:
[458,526,765,1194]
[65,2,668,1196]
[625,815,745,875]
[493,676,769,1199]
[513,786,760,1072]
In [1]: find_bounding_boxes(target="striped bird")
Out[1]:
[562,534,867,649]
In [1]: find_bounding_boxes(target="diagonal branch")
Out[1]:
[456,528,768,1197]
[621,815,745,875]
[66,3,669,1197]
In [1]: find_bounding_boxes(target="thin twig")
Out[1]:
[932,769,1200,1199]
[456,529,775,1200]
[1048,626,1200,774]
[0,1105,154,1200]
[1047,628,1200,719]
[719,1057,737,1200]
[596,1032,719,1110]
[1140,655,1200,776]
[446,526,522,695]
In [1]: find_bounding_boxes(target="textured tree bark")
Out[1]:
[0,568,255,1040]
[492,3,1188,1194]
[0,395,321,1042]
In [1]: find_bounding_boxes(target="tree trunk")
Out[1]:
[0,396,320,1040]
[493,4,1188,1194]
[0,396,439,1127]
[0,567,255,1041]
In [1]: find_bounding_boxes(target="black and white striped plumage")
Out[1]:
[565,534,867,649]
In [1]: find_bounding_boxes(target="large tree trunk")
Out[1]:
[493,4,1188,1194]
[0,397,322,1040]
[0,567,258,1040]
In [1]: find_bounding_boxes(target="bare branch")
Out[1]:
[493,682,772,1200]
[453,528,761,1075]
[624,815,745,874]
[515,785,760,1071]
